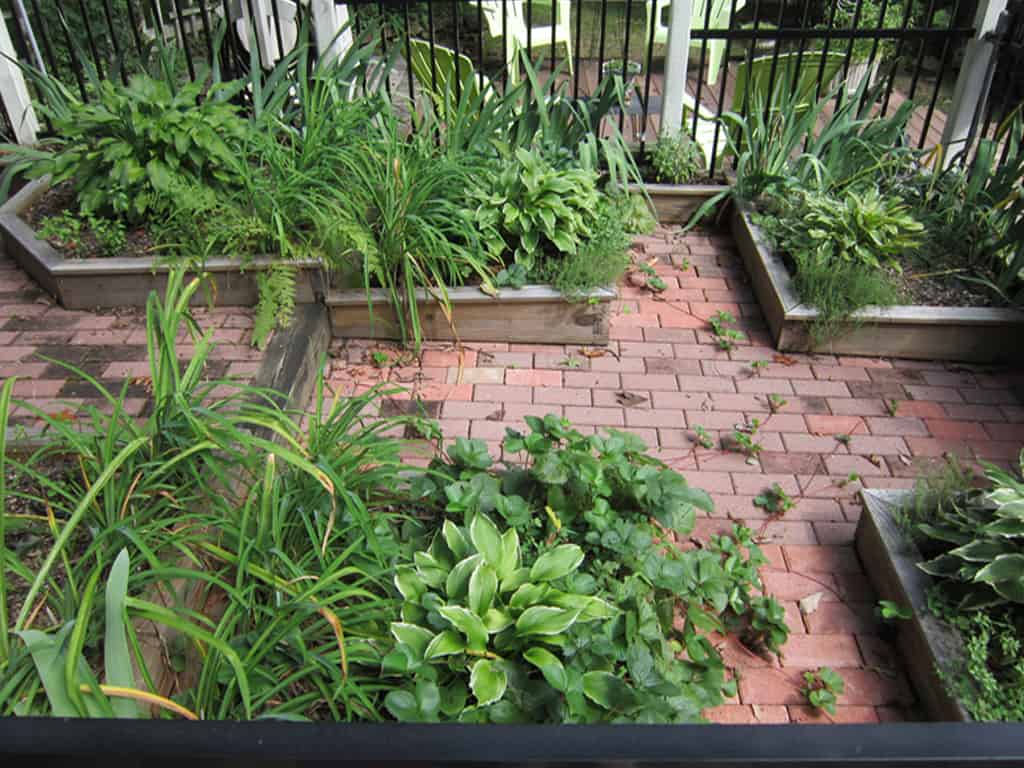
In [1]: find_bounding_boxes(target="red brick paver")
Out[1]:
[0,253,262,428]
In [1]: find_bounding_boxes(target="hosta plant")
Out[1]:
[910,452,1024,609]
[473,147,602,272]
[7,71,247,222]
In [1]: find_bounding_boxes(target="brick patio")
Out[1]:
[325,224,1024,725]
[2,223,1022,724]
[0,252,263,428]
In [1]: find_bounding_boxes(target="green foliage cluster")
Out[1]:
[756,188,917,341]
[649,132,704,184]
[385,415,790,723]
[532,196,633,299]
[38,211,127,258]
[474,147,602,271]
[3,35,641,352]
[25,74,247,222]
[902,452,1024,721]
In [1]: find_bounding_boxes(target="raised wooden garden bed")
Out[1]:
[327,285,616,345]
[732,203,1024,364]
[855,489,970,722]
[644,183,730,226]
[0,178,323,310]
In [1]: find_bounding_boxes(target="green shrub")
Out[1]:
[649,132,704,184]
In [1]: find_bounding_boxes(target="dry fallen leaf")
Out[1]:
[578,347,607,359]
[772,354,799,366]
[485,408,505,422]
[898,454,913,466]
[614,390,648,408]
[798,592,824,616]
[868,454,883,468]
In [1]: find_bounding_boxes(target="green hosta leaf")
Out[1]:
[949,540,1017,563]
[523,647,568,692]
[470,659,507,707]
[483,608,514,633]
[509,583,549,611]
[395,566,425,602]
[446,554,483,601]
[468,563,498,615]
[499,528,521,580]
[985,518,1024,537]
[450,437,493,470]
[530,544,585,582]
[547,592,617,622]
[424,630,466,659]
[582,671,641,712]
[384,690,420,722]
[470,514,504,569]
[390,623,435,661]
[438,605,489,651]
[414,551,448,589]
[974,554,1024,602]
[443,520,470,560]
[515,605,583,636]
[501,567,531,593]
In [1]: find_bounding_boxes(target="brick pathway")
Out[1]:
[0,253,262,428]
[326,225,1024,725]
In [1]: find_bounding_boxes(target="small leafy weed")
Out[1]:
[560,356,583,369]
[692,424,715,450]
[729,418,763,459]
[370,351,391,368]
[835,433,852,447]
[753,483,794,517]
[877,600,913,621]
[803,667,844,715]
[750,359,769,376]
[885,399,900,417]
[708,311,745,351]
[767,393,788,413]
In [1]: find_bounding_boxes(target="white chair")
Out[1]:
[645,0,747,85]
[480,0,573,82]
[228,0,300,66]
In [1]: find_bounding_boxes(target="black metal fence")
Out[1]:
[2,0,1021,174]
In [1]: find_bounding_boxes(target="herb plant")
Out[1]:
[649,132,705,184]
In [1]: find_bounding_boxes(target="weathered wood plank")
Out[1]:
[856,489,970,722]
[327,286,614,345]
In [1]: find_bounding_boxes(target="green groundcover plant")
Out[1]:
[0,276,789,722]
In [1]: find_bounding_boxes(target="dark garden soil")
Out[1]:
[889,258,1003,309]
[4,452,81,629]
[27,183,155,260]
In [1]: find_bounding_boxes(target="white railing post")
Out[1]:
[0,9,38,144]
[660,0,692,137]
[940,0,1007,163]
[311,0,351,64]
